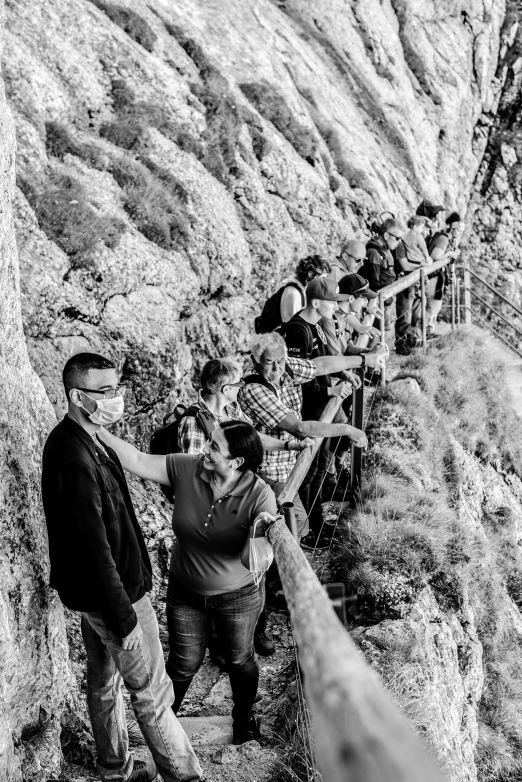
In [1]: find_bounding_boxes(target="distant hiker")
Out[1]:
[176,357,312,658]
[415,198,446,225]
[41,353,201,782]
[394,215,432,355]
[328,239,367,282]
[98,419,278,746]
[255,255,331,333]
[425,211,461,336]
[360,217,406,336]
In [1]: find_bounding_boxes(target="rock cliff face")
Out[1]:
[1,0,506,437]
[2,0,522,778]
[0,5,74,780]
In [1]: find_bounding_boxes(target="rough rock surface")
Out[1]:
[2,0,522,778]
[0,5,74,780]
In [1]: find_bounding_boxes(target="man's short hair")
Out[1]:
[407,215,427,230]
[295,255,331,285]
[201,358,241,395]
[62,353,116,396]
[381,217,406,235]
[250,332,287,364]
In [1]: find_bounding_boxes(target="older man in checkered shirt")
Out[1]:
[239,332,375,548]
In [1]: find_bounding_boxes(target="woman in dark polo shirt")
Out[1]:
[99,419,277,745]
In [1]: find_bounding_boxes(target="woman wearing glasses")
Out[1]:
[98,418,278,746]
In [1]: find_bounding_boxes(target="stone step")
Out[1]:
[178,715,233,747]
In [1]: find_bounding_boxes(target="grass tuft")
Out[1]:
[89,1,157,52]
[19,171,125,265]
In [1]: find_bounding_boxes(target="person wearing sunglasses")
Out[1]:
[41,353,202,782]
[329,239,367,283]
[360,216,406,336]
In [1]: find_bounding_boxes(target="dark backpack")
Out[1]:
[254,282,305,334]
[150,404,215,502]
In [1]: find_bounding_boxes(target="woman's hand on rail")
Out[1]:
[252,511,277,536]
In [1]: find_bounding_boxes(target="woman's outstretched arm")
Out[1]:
[98,428,170,485]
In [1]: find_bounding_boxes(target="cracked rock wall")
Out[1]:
[0,2,75,779]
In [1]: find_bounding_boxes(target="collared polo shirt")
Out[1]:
[166,454,277,595]
[238,356,316,482]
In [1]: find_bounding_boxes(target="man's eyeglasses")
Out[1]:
[76,385,127,399]
[348,254,366,264]
[386,232,402,241]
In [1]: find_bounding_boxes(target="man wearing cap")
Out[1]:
[329,240,367,283]
[280,277,384,547]
[321,274,379,357]
[425,212,462,335]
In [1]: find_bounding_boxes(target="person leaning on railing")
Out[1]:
[425,211,462,337]
[360,217,406,338]
[394,215,432,355]
[239,331,387,550]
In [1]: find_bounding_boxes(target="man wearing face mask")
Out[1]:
[41,353,202,782]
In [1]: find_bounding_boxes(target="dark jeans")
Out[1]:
[166,575,264,722]
[395,285,422,347]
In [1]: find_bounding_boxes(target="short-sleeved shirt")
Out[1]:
[166,454,277,595]
[177,391,249,454]
[239,356,316,482]
[396,230,430,268]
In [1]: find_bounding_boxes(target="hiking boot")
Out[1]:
[395,343,413,356]
[254,630,275,656]
[300,531,330,550]
[232,715,260,745]
[128,757,157,782]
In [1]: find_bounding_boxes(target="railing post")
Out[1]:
[464,262,471,325]
[450,262,456,333]
[456,275,461,328]
[378,291,386,388]
[350,368,364,498]
[420,268,427,347]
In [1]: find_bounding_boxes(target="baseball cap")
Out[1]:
[338,274,378,299]
[340,239,366,261]
[306,276,351,301]
[416,199,445,220]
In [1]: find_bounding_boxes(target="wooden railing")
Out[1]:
[267,258,461,781]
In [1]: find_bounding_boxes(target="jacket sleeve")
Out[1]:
[62,461,138,639]
[362,250,382,289]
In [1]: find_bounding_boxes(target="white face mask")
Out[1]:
[81,394,125,426]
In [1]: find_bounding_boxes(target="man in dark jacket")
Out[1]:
[361,217,406,335]
[41,353,201,782]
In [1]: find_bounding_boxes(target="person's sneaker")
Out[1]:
[128,757,157,782]
[300,531,330,550]
[232,715,260,745]
[254,630,276,656]
[395,344,413,356]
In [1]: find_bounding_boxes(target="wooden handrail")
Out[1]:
[379,257,452,299]
[276,396,342,506]
[268,519,445,782]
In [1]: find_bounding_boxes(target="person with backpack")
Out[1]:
[360,217,406,336]
[98,420,278,746]
[425,212,462,336]
[255,255,331,334]
[328,239,367,282]
[277,278,386,547]
[394,215,432,355]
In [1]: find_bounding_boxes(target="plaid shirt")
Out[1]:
[177,391,249,454]
[238,356,316,481]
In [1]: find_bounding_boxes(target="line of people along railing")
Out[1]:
[267,258,462,782]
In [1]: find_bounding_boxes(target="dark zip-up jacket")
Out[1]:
[41,416,152,638]
[361,239,396,291]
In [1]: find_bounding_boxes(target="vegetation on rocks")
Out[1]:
[332,330,522,780]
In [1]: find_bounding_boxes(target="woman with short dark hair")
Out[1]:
[99,420,277,745]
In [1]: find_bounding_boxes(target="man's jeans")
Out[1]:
[395,285,422,347]
[81,595,201,782]
[166,575,264,721]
